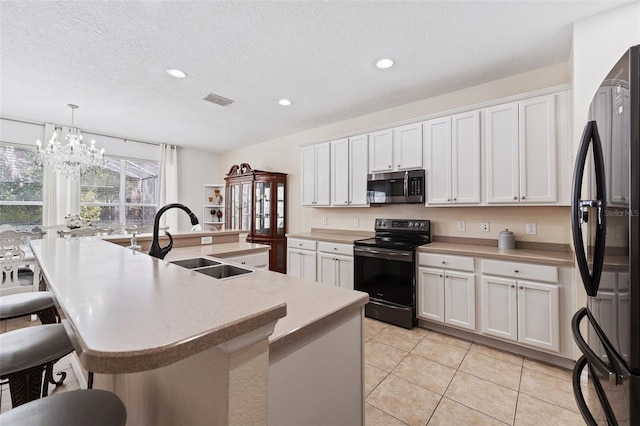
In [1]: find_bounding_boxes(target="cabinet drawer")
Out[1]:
[287,238,316,251]
[225,252,269,269]
[481,259,558,283]
[418,253,474,272]
[317,241,353,256]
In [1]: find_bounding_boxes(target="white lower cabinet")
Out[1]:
[317,253,353,290]
[481,274,559,352]
[287,239,317,281]
[417,254,475,331]
[316,241,354,290]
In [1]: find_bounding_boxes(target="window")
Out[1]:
[0,143,43,227]
[81,157,158,228]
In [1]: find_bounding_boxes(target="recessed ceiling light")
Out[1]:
[375,58,394,69]
[279,99,292,106]
[166,69,187,78]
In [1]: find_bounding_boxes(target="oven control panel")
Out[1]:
[375,219,430,232]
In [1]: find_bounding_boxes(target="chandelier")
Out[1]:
[34,104,105,179]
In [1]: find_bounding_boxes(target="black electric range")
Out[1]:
[353,219,430,329]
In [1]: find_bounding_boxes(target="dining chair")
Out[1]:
[0,230,36,295]
[57,226,114,238]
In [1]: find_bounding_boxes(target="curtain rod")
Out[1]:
[0,116,170,148]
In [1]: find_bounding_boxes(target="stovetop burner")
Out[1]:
[354,218,431,250]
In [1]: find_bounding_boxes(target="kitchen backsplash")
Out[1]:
[304,205,571,245]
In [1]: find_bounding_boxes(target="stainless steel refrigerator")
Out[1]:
[571,45,639,425]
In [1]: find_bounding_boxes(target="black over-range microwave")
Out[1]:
[367,169,425,204]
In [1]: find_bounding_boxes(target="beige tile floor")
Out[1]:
[1,315,597,425]
[364,318,601,426]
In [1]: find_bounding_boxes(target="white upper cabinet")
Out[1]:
[301,142,331,206]
[368,129,394,173]
[486,94,557,204]
[369,123,423,173]
[425,111,480,205]
[393,123,423,170]
[331,134,369,206]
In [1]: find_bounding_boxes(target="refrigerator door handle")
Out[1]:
[572,308,626,384]
[573,356,619,426]
[571,121,607,296]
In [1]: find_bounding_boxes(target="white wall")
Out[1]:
[176,147,223,231]
[219,62,572,243]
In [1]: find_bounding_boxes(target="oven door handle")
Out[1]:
[354,247,413,262]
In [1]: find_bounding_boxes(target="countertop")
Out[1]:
[164,241,270,259]
[419,242,575,266]
[286,229,373,245]
[31,238,367,373]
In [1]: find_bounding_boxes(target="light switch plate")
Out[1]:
[321,217,327,225]
[457,221,466,231]
[201,236,213,244]
[354,218,360,227]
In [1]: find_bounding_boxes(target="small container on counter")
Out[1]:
[498,229,515,249]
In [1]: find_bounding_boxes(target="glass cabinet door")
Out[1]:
[241,182,251,230]
[254,181,271,235]
[277,182,285,236]
[229,184,240,229]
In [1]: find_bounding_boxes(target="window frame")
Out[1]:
[80,156,158,229]
[0,142,44,227]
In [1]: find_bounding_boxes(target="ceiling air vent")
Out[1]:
[203,93,234,106]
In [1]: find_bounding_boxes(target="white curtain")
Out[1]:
[158,143,179,231]
[42,124,81,230]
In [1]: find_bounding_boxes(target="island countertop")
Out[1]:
[31,238,287,374]
[31,238,368,373]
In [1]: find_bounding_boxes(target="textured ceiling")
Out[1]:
[0,1,631,153]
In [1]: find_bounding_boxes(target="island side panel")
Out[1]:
[93,337,270,426]
[268,309,364,426]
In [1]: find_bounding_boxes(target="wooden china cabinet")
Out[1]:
[224,164,287,273]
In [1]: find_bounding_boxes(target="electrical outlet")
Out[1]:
[321,217,327,225]
[526,223,537,235]
[481,222,490,232]
[354,218,360,227]
[200,236,212,245]
[457,221,466,232]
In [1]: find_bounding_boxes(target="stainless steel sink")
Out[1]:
[170,258,221,269]
[194,264,253,279]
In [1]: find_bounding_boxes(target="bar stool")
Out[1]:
[0,291,58,325]
[0,324,74,407]
[0,389,127,426]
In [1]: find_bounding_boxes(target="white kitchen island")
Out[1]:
[31,238,368,426]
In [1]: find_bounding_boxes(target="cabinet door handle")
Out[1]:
[344,201,348,204]
[442,261,446,264]
[514,196,518,200]
[453,198,457,201]
[334,248,338,250]
[520,286,524,290]
[439,275,443,278]
[447,198,451,202]
[511,285,515,288]
[521,196,526,200]
[388,165,392,169]
[514,269,519,273]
